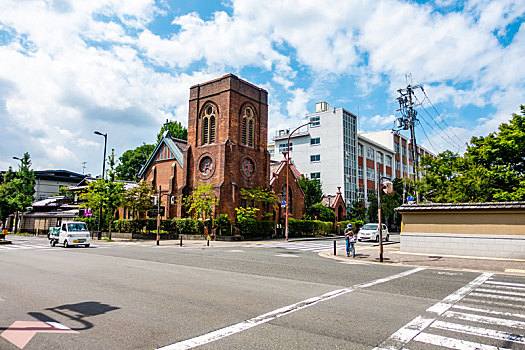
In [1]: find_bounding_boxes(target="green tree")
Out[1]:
[80,150,125,239]
[157,120,188,142]
[304,203,335,222]
[180,183,218,220]
[298,177,323,209]
[122,181,155,219]
[419,105,525,202]
[116,143,155,181]
[235,187,278,221]
[366,191,378,222]
[0,168,18,228]
[349,200,367,221]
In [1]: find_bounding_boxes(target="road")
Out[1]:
[1,235,524,349]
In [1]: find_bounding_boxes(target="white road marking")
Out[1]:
[431,320,525,345]
[413,332,512,350]
[274,254,299,258]
[476,287,525,297]
[469,292,524,302]
[427,273,492,315]
[373,272,493,350]
[479,284,525,292]
[462,298,525,309]
[157,267,425,350]
[443,310,525,329]
[486,280,525,288]
[453,304,525,319]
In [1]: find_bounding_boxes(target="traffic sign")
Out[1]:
[148,207,165,217]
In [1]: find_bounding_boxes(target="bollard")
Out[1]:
[334,239,336,256]
[207,235,210,247]
[180,235,182,246]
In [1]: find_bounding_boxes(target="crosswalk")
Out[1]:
[375,273,525,349]
[248,241,340,253]
[248,240,378,253]
[0,241,107,252]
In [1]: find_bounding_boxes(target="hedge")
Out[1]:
[335,219,364,233]
[237,217,274,238]
[288,219,332,237]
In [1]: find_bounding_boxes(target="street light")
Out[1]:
[284,122,311,242]
[377,162,393,262]
[94,131,107,240]
[11,156,22,233]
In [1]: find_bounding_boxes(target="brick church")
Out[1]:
[138,74,305,222]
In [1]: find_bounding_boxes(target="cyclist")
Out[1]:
[344,224,356,258]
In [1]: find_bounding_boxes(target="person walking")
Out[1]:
[344,224,356,258]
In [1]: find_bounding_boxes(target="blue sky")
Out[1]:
[0,0,524,176]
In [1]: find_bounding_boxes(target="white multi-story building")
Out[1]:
[271,102,358,206]
[269,103,434,207]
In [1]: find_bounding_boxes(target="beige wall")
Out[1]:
[401,210,525,235]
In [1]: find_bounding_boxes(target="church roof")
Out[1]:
[138,132,185,178]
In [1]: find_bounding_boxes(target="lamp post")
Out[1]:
[377,162,393,262]
[11,156,22,233]
[284,122,311,242]
[94,131,107,240]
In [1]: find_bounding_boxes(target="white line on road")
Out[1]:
[486,280,525,288]
[453,304,525,319]
[476,287,525,297]
[431,320,525,345]
[462,298,525,309]
[156,267,426,350]
[469,292,525,302]
[443,310,525,329]
[413,332,512,350]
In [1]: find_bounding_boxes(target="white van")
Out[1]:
[50,222,91,248]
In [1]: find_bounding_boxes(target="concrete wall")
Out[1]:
[399,207,525,259]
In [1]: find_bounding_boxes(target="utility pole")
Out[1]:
[395,77,422,203]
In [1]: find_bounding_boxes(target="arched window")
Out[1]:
[281,185,292,213]
[241,107,255,147]
[202,105,216,145]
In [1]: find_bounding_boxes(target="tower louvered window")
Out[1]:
[241,107,255,147]
[202,105,216,145]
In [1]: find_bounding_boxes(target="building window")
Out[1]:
[396,160,401,172]
[403,164,407,174]
[241,107,255,147]
[268,148,274,157]
[202,104,216,145]
[357,188,365,201]
[377,151,383,164]
[385,155,392,167]
[358,143,363,157]
[310,172,321,180]
[358,166,363,179]
[310,115,320,127]
[366,168,375,181]
[402,147,407,157]
[310,137,320,146]
[279,143,293,153]
[310,154,320,162]
[394,142,400,153]
[366,146,375,160]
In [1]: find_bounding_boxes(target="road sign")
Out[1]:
[281,200,286,207]
[148,207,165,217]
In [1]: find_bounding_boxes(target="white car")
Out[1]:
[357,223,389,242]
[51,222,91,248]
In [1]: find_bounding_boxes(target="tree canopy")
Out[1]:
[116,143,155,181]
[419,105,525,202]
[156,120,188,142]
[298,177,323,209]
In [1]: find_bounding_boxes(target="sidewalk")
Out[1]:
[319,243,525,276]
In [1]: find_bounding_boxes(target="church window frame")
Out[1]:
[241,106,255,147]
[201,104,217,145]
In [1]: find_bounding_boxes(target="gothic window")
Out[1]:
[241,107,255,147]
[281,185,292,213]
[202,105,216,145]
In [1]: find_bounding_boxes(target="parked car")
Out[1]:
[357,223,389,242]
[48,222,91,248]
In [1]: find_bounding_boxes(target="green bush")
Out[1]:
[336,219,364,233]
[160,219,177,233]
[177,218,199,235]
[288,219,332,237]
[237,218,274,237]
[214,214,232,236]
[75,216,98,232]
[304,203,335,222]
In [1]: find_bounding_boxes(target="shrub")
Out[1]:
[160,219,177,234]
[336,219,365,233]
[214,214,232,236]
[304,203,335,222]
[177,218,199,235]
[288,219,332,237]
[237,218,274,238]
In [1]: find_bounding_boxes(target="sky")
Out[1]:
[0,0,524,177]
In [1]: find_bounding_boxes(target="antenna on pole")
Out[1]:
[81,162,87,175]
